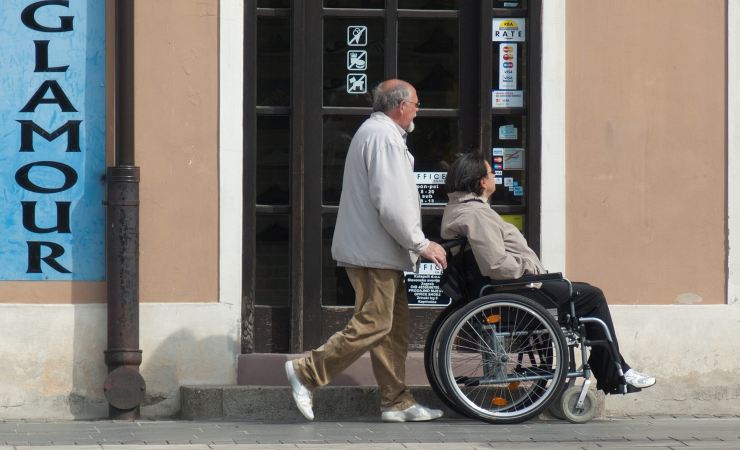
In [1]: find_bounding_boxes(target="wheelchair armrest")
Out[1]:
[439,237,467,250]
[439,238,467,254]
[483,272,564,287]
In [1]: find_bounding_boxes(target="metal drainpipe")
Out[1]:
[103,0,145,420]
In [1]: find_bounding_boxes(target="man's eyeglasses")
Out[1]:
[403,99,421,108]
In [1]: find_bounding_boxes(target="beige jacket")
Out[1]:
[441,191,545,280]
[331,112,429,271]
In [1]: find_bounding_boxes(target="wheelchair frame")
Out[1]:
[424,239,636,424]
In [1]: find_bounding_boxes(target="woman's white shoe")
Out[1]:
[624,369,656,389]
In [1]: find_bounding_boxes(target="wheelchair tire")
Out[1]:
[437,293,568,424]
[423,300,470,417]
[559,385,601,424]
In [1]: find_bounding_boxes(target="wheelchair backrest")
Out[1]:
[439,237,487,302]
[439,238,561,314]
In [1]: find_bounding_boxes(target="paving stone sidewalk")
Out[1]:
[0,416,738,449]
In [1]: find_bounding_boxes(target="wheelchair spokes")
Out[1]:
[435,294,568,423]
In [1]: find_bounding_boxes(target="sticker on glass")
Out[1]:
[493,90,523,108]
[347,26,368,46]
[498,43,517,90]
[415,172,446,185]
[498,124,518,140]
[347,50,367,70]
[492,147,504,156]
[415,172,447,205]
[347,74,367,94]
[503,148,524,170]
[501,214,524,231]
[492,18,525,42]
[504,177,514,187]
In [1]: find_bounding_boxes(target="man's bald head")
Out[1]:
[372,79,415,113]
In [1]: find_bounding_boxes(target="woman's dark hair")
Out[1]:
[444,151,487,196]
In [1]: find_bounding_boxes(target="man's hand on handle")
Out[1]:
[420,241,448,270]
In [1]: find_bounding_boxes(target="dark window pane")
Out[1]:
[407,117,459,206]
[491,115,526,207]
[324,0,384,7]
[323,115,365,205]
[257,17,290,106]
[324,18,384,107]
[257,0,291,8]
[398,19,458,108]
[257,116,290,205]
[322,215,355,306]
[256,215,290,306]
[421,215,442,242]
[399,0,457,9]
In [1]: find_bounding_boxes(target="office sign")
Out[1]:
[415,171,447,206]
[405,263,451,307]
[0,1,106,280]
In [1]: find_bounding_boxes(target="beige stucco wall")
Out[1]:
[565,0,727,305]
[135,0,219,303]
[0,0,219,304]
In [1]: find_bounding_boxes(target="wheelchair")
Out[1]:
[424,238,638,424]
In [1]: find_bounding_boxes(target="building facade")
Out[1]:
[0,0,738,418]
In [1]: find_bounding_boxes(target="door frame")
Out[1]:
[241,0,546,353]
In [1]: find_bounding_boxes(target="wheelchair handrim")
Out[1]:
[440,298,567,420]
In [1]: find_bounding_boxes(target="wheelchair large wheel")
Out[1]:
[437,293,568,424]
[424,300,470,417]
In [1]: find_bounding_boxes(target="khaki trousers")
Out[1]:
[293,267,415,411]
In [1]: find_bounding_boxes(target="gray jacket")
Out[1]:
[441,191,545,279]
[332,112,429,271]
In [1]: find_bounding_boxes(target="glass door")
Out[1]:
[304,1,480,350]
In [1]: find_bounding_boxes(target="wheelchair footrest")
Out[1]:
[607,383,642,395]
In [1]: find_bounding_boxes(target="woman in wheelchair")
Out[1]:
[440,152,655,395]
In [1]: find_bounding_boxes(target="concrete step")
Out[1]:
[180,385,463,421]
[182,351,453,421]
[237,352,430,386]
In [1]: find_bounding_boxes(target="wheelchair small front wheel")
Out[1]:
[559,385,600,423]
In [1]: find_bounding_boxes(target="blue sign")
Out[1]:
[0,1,106,280]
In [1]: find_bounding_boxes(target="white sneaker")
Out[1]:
[285,361,314,420]
[381,404,444,422]
[624,369,656,389]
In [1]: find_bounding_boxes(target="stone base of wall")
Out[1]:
[0,303,239,419]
